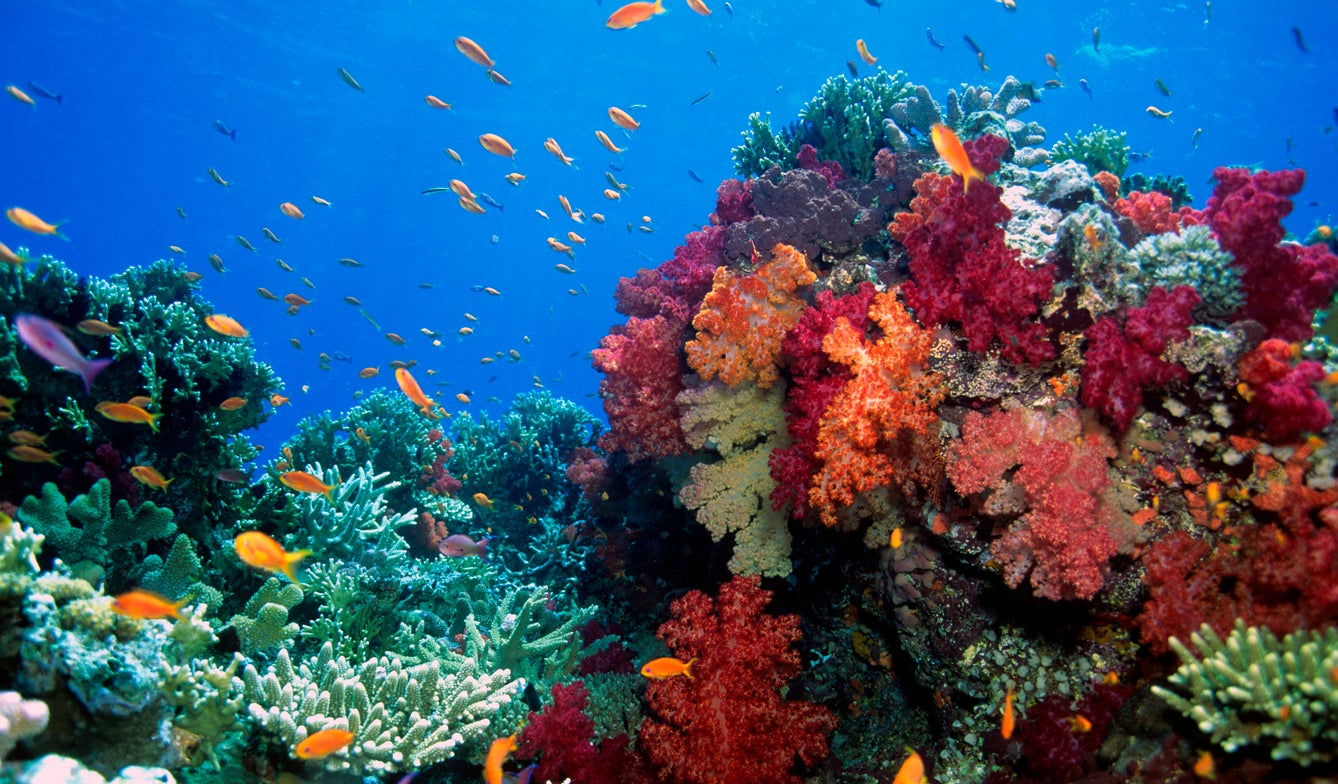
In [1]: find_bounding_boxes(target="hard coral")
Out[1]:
[809,289,943,527]
[639,575,835,784]
[890,134,1056,365]
[1197,166,1338,341]
[685,243,816,389]
[947,405,1131,600]
[1237,338,1333,441]
[1080,285,1200,431]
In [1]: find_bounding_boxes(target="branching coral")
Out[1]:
[1050,125,1130,178]
[684,243,815,389]
[809,289,943,528]
[1152,620,1338,765]
[241,640,519,775]
[280,461,413,566]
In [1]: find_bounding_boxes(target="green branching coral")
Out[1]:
[1051,125,1131,177]
[1152,620,1338,765]
[733,70,914,179]
[1123,172,1193,209]
[241,641,520,775]
[16,479,175,582]
[282,461,414,565]
[1130,225,1241,321]
[132,533,224,612]
[228,577,304,658]
[459,584,599,685]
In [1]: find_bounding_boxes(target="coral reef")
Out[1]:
[1049,125,1131,178]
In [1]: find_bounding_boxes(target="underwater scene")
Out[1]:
[3,0,1338,782]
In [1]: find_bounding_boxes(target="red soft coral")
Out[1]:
[1200,166,1338,341]
[808,289,944,526]
[684,243,816,388]
[517,681,648,784]
[1237,338,1333,441]
[639,576,835,784]
[1112,190,1181,236]
[712,179,756,225]
[948,406,1131,600]
[591,315,689,462]
[613,226,726,324]
[890,134,1055,365]
[1080,285,1200,431]
[769,284,878,518]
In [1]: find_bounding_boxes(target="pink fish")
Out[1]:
[15,314,113,393]
[438,534,490,558]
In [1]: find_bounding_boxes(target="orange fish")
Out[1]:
[458,326,474,335]
[205,314,248,338]
[219,396,247,411]
[892,750,926,784]
[358,367,379,379]
[479,133,516,159]
[6,445,60,464]
[890,527,903,548]
[1067,714,1092,733]
[76,319,121,336]
[270,394,290,407]
[234,530,310,585]
[425,95,452,110]
[396,367,441,419]
[640,656,695,679]
[445,147,463,164]
[7,430,46,446]
[487,70,511,86]
[1193,750,1216,780]
[6,207,66,239]
[127,395,153,408]
[595,130,625,154]
[0,240,27,266]
[606,0,666,29]
[686,0,712,15]
[1002,688,1016,739]
[608,106,640,131]
[856,39,878,65]
[544,137,575,165]
[450,179,475,199]
[257,287,278,301]
[483,735,517,784]
[454,36,495,69]
[459,197,485,214]
[112,589,189,620]
[931,124,986,193]
[1045,52,1058,72]
[457,392,472,404]
[130,465,173,490]
[97,402,162,431]
[473,491,494,508]
[294,727,355,760]
[283,293,311,307]
[279,202,305,220]
[279,470,336,501]
[504,172,525,185]
[6,85,36,106]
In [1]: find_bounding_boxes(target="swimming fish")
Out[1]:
[856,39,877,65]
[606,1,666,29]
[1146,105,1173,118]
[691,91,711,106]
[1292,26,1308,53]
[892,750,926,784]
[640,656,695,679]
[609,106,640,131]
[279,470,336,501]
[262,228,282,244]
[926,28,946,51]
[1092,27,1100,52]
[931,124,985,192]
[5,85,35,106]
[425,95,452,110]
[1045,53,1058,72]
[77,319,121,336]
[130,465,173,490]
[336,67,363,92]
[280,202,305,219]
[15,314,113,393]
[479,133,516,159]
[208,167,228,187]
[97,402,162,431]
[25,82,62,104]
[543,137,575,165]
[1156,78,1171,97]
[483,735,517,784]
[6,207,66,239]
[6,445,60,464]
[1002,689,1016,739]
[312,195,333,207]
[112,589,190,620]
[686,0,711,15]
[294,728,354,760]
[596,130,625,154]
[396,367,441,419]
[1080,79,1092,99]
[439,534,490,558]
[454,36,494,69]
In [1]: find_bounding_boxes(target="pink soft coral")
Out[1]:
[591,315,689,462]
[1237,338,1333,441]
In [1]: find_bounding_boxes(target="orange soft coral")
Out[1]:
[1113,190,1181,236]
[809,289,944,527]
[686,243,816,388]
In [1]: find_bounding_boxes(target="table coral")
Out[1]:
[947,405,1133,600]
[638,575,835,784]
[890,134,1056,365]
[241,641,519,775]
[685,243,816,389]
[809,289,944,528]
[1152,620,1338,765]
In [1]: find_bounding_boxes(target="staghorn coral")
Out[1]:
[684,243,816,389]
[281,461,413,566]
[1152,620,1338,765]
[677,381,793,577]
[241,640,519,776]
[809,289,943,528]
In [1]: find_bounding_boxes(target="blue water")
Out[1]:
[4,0,1335,449]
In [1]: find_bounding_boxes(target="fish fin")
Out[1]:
[82,358,113,394]
[684,657,696,679]
[283,549,312,586]
[230,129,237,141]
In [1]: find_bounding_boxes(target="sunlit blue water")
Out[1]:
[4,0,1334,450]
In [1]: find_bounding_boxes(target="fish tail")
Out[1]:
[684,657,696,678]
[148,412,162,432]
[82,358,113,394]
[284,549,312,586]
[230,129,237,141]
[653,0,666,12]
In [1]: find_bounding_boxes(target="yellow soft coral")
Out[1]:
[685,244,816,388]
[677,381,794,577]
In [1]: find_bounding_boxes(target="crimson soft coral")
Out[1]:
[1237,338,1333,441]
[889,133,1056,365]
[639,575,835,784]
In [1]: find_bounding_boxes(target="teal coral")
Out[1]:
[282,461,413,565]
[1130,224,1242,320]
[1051,125,1131,177]
[227,577,303,658]
[16,480,175,579]
[1152,620,1338,765]
[241,641,519,775]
